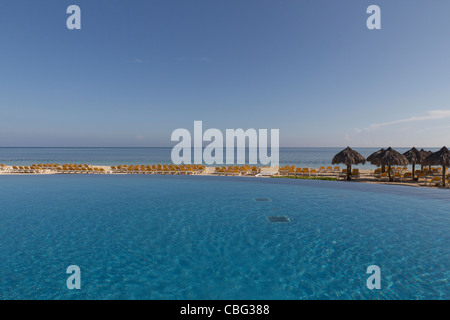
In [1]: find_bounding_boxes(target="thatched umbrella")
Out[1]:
[403,147,423,180]
[367,148,385,172]
[332,147,366,180]
[424,146,450,187]
[419,149,433,171]
[368,147,409,182]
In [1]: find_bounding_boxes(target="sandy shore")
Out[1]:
[1,165,448,189]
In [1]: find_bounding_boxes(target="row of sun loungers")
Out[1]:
[110,164,205,175]
[3,164,105,174]
[8,165,46,173]
[1,163,207,175]
[371,168,450,187]
[425,176,450,187]
[213,165,266,176]
[278,166,341,177]
[2,163,449,187]
[0,163,274,176]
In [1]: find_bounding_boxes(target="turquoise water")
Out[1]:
[0,147,439,169]
[0,175,448,300]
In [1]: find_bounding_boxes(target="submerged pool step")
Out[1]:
[253,197,289,222]
[253,197,272,202]
[267,216,290,223]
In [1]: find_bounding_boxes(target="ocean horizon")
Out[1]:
[0,147,441,169]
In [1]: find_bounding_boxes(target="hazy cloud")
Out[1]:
[130,58,146,63]
[355,110,450,133]
[176,57,212,63]
[416,125,450,134]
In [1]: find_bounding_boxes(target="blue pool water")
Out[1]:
[0,175,448,300]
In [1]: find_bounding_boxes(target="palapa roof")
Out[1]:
[332,147,366,165]
[419,149,433,161]
[367,148,385,163]
[368,147,409,166]
[424,146,450,166]
[403,147,424,164]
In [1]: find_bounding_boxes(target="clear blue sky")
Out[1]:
[0,0,449,147]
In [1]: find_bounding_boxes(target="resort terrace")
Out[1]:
[1,162,449,189]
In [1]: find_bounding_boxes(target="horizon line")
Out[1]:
[0,146,444,149]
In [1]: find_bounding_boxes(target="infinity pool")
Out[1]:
[0,175,448,299]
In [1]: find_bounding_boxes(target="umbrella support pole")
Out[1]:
[443,165,446,188]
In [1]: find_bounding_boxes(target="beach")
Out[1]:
[1,164,447,189]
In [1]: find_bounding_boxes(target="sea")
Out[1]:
[0,147,439,169]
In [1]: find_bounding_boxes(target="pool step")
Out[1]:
[253,197,272,202]
[267,216,290,223]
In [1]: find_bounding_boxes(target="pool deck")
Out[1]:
[1,165,448,189]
